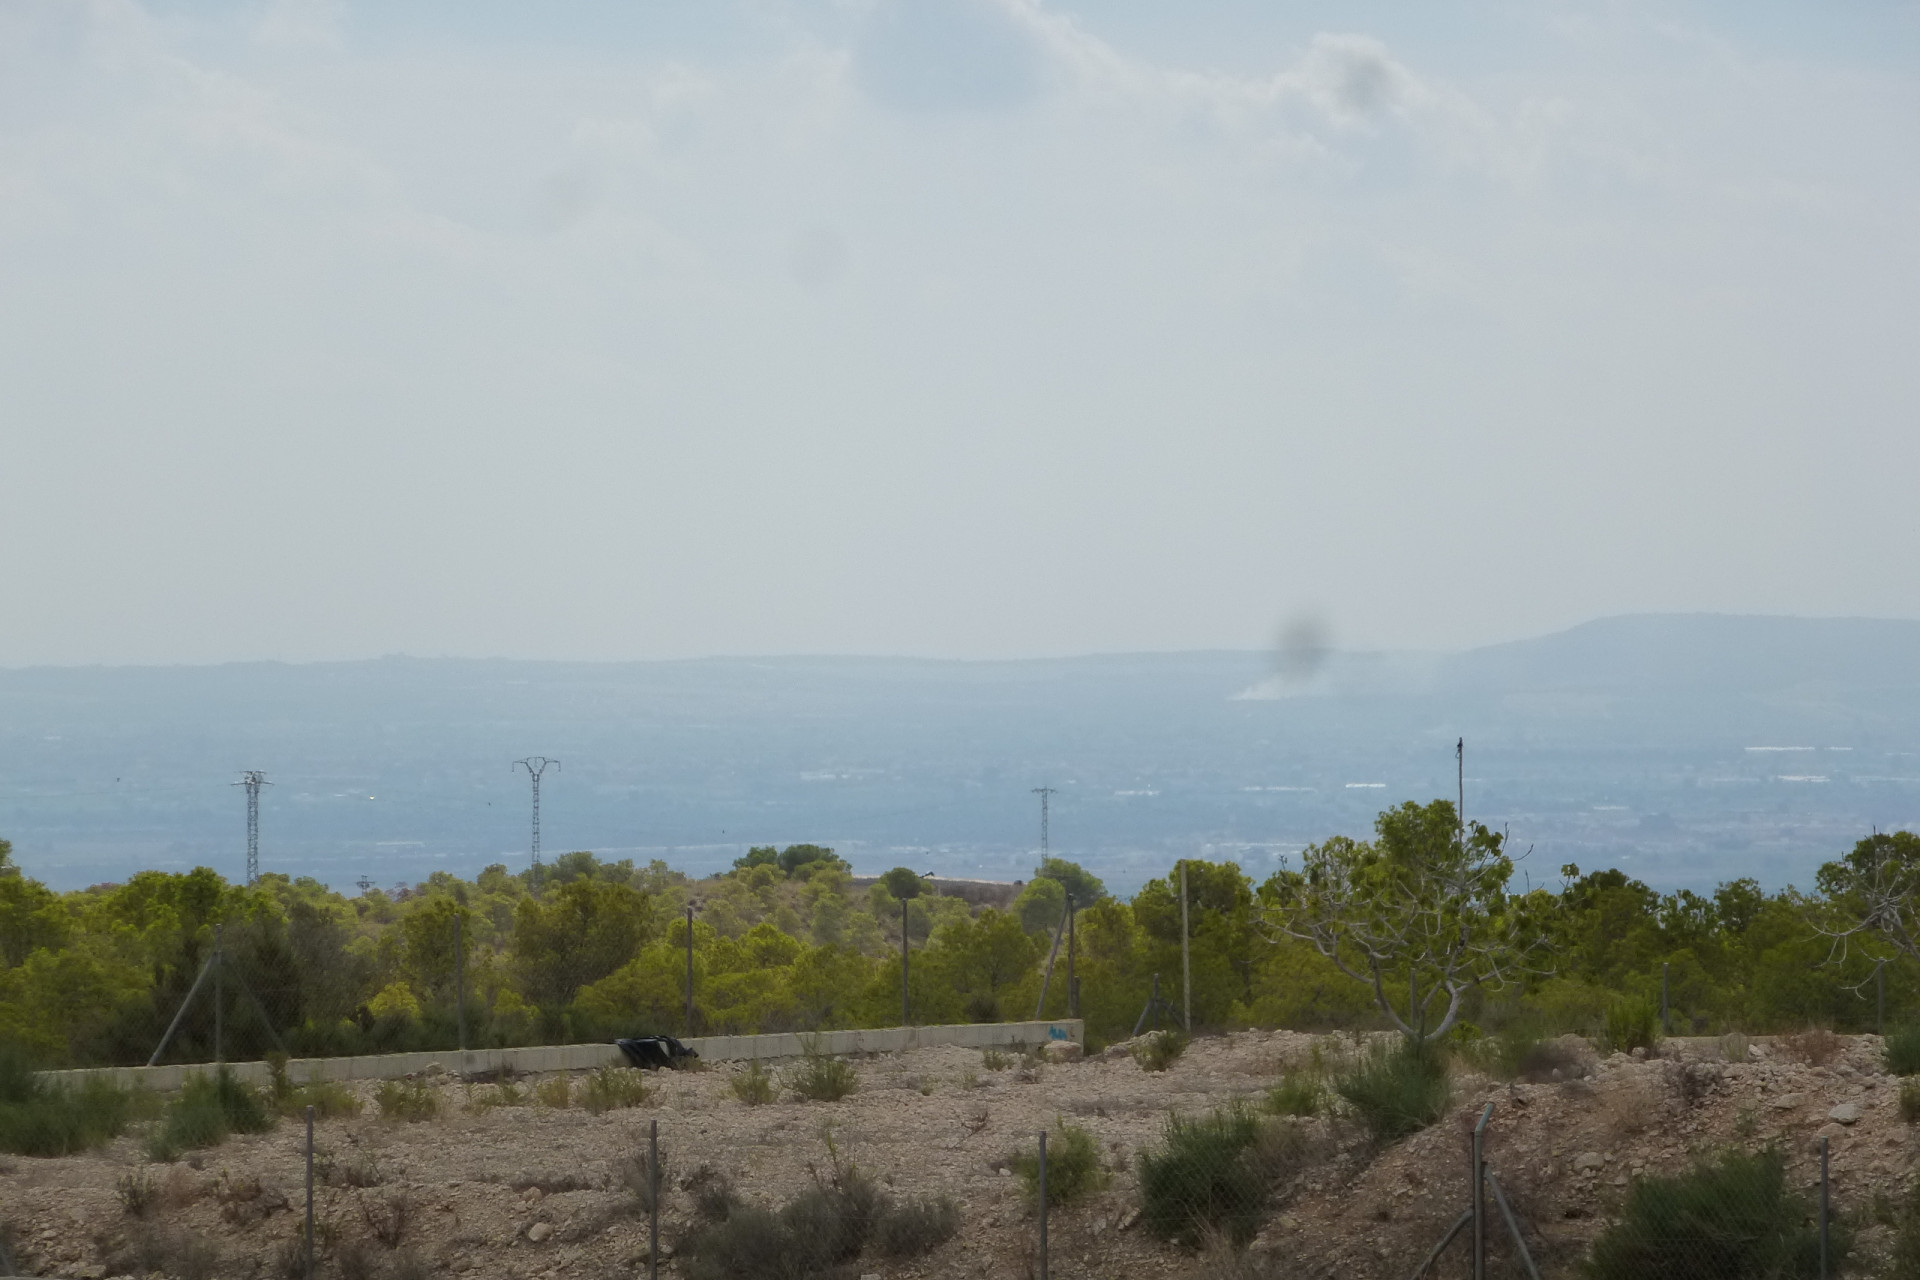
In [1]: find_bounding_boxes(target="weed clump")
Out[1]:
[535,1074,572,1109]
[787,1044,858,1102]
[1582,1146,1846,1279]
[581,1066,652,1114]
[373,1079,442,1123]
[1266,1063,1323,1117]
[1137,1105,1304,1249]
[147,1068,274,1161]
[266,1055,362,1119]
[1604,998,1660,1055]
[1012,1119,1107,1210]
[874,1195,962,1257]
[0,1048,140,1157]
[1334,1038,1451,1142]
[730,1060,776,1106]
[1133,1030,1189,1073]
[1886,1025,1920,1077]
[1902,1080,1920,1125]
[1780,1027,1843,1067]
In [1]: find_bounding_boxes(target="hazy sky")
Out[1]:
[3,0,1916,665]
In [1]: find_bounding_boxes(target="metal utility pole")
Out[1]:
[233,771,270,885]
[1032,787,1056,858]
[685,906,696,1038]
[1456,738,1465,840]
[513,757,559,895]
[1180,861,1192,1033]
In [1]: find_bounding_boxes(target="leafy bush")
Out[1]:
[1138,1106,1290,1248]
[1012,1119,1107,1210]
[1133,1030,1189,1073]
[1886,1025,1920,1077]
[147,1068,274,1161]
[1266,1069,1322,1117]
[581,1066,652,1114]
[1901,1080,1920,1125]
[1883,1179,1920,1280]
[265,1055,362,1119]
[0,1051,139,1157]
[875,1195,962,1257]
[1334,1038,1451,1142]
[681,1205,789,1280]
[1582,1146,1847,1280]
[680,1136,883,1280]
[787,1046,858,1102]
[373,1079,442,1123]
[730,1060,775,1106]
[982,1048,1013,1071]
[1604,998,1660,1055]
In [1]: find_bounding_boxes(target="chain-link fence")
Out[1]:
[0,1028,1906,1280]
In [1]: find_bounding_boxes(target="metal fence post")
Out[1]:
[685,905,695,1038]
[304,1104,316,1280]
[1661,962,1670,1036]
[1879,960,1887,1035]
[1472,1103,1492,1280]
[454,913,466,1053]
[650,1118,660,1280]
[1820,1134,1831,1280]
[901,899,911,1027]
[1038,1129,1049,1280]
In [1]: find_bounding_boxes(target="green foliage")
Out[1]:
[730,1060,775,1105]
[535,1074,571,1108]
[1901,1079,1920,1125]
[148,1068,273,1160]
[1266,1067,1322,1117]
[1034,857,1107,907]
[1604,998,1661,1054]
[1581,1147,1847,1279]
[1013,1119,1106,1209]
[1137,1106,1286,1248]
[580,1066,652,1114]
[875,1195,962,1257]
[879,867,928,901]
[682,1134,888,1280]
[1133,1029,1189,1072]
[1888,1025,1920,1076]
[1334,1038,1451,1142]
[1885,1178,1920,1280]
[787,1044,858,1102]
[0,1048,138,1156]
[372,1078,441,1123]
[265,1055,361,1119]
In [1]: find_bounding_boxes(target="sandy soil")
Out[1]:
[2,1031,1913,1279]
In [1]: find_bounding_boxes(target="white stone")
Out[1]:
[1573,1152,1605,1173]
[1769,1093,1804,1110]
[527,1222,553,1243]
[1829,1102,1863,1125]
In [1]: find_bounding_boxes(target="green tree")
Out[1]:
[511,879,657,1011]
[1262,800,1546,1042]
[1034,857,1106,906]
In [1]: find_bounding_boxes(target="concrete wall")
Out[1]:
[37,1020,1083,1095]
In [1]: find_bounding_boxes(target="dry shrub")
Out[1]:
[581,1066,652,1114]
[536,1075,573,1109]
[1780,1027,1844,1067]
[359,1190,413,1248]
[619,1143,669,1215]
[373,1079,441,1123]
[1900,1080,1920,1124]
[730,1060,775,1106]
[104,1224,223,1280]
[683,1165,738,1222]
[874,1195,961,1257]
[1604,1077,1661,1137]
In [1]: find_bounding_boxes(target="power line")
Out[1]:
[232,771,270,885]
[1031,786,1056,858]
[514,757,560,895]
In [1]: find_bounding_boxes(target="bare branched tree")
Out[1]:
[1812,830,1920,983]
[1258,799,1548,1042]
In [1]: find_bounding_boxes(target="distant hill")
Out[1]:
[1,614,1916,895]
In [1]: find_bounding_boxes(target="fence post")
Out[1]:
[1179,862,1191,1032]
[1067,896,1078,1019]
[1661,962,1670,1036]
[304,1104,316,1280]
[901,899,911,1027]
[1879,961,1887,1036]
[454,912,466,1053]
[1471,1102,1493,1280]
[1820,1133,1830,1280]
[650,1118,660,1280]
[1037,1129,1049,1280]
[214,923,225,1068]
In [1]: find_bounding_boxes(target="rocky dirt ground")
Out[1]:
[2,1030,1913,1279]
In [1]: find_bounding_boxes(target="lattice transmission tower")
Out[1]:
[233,771,270,885]
[514,757,560,894]
[1032,786,1056,858]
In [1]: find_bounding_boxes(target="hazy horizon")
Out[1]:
[4,2,1918,668]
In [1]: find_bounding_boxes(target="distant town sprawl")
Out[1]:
[1,804,1917,1069]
